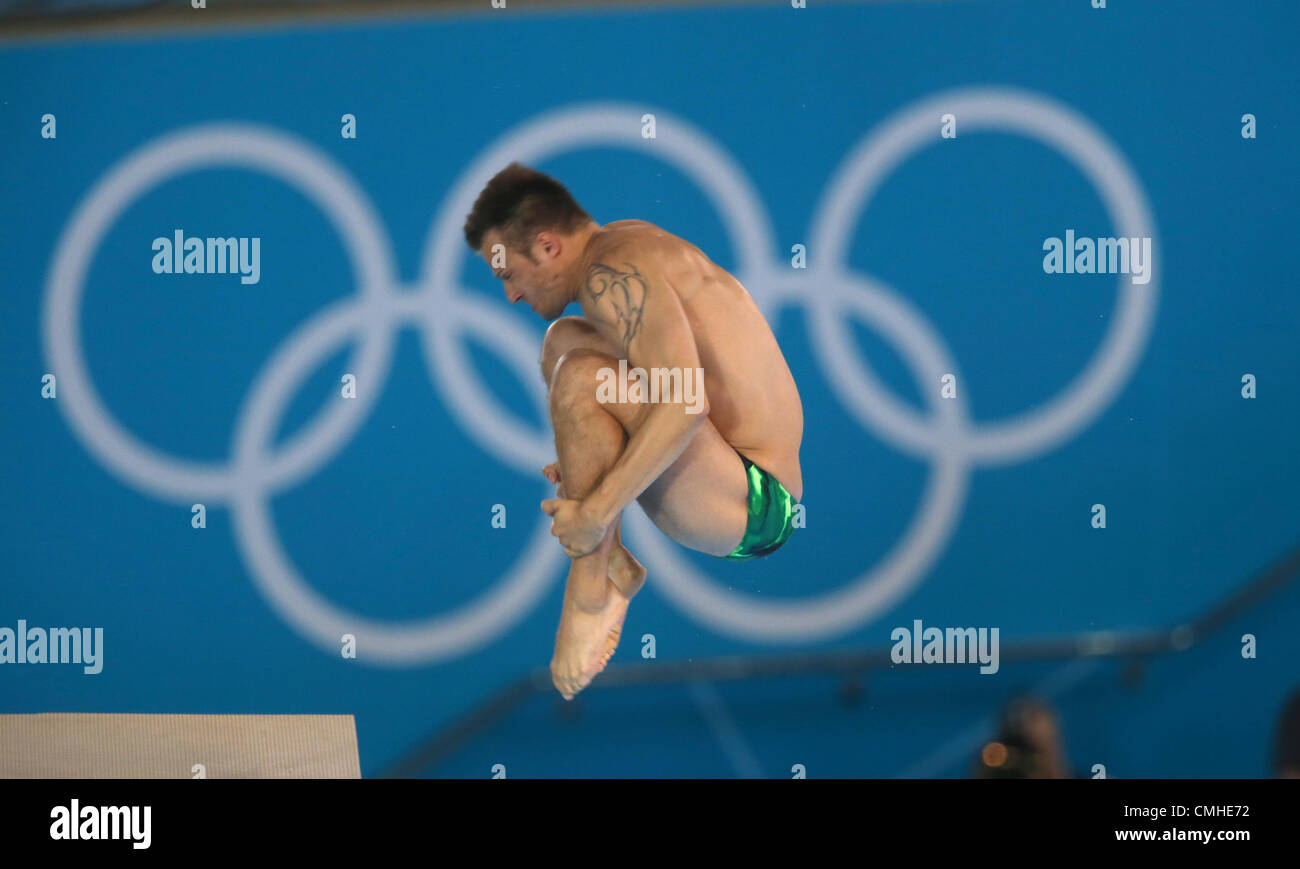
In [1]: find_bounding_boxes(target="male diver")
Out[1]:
[464,163,803,699]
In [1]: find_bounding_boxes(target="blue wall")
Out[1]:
[1,0,1297,777]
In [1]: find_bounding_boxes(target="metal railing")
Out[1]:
[0,0,965,40]
[378,542,1300,777]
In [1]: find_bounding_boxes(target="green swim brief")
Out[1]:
[722,453,798,561]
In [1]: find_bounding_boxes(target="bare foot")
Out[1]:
[551,578,633,700]
[607,543,647,600]
[595,579,632,669]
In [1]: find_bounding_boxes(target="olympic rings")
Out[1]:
[42,88,1158,660]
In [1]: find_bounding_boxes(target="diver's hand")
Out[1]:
[540,498,606,558]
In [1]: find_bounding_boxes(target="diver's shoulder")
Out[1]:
[594,221,703,268]
[601,218,659,234]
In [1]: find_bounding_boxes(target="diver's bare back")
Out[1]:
[579,220,804,501]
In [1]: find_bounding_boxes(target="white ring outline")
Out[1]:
[42,125,565,664]
[43,124,399,502]
[229,292,564,664]
[810,88,1159,464]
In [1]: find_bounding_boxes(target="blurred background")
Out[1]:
[1,0,1297,778]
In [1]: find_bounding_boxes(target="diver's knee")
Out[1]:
[549,348,616,416]
[541,316,600,384]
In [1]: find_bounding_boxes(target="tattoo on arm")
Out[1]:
[585,262,648,355]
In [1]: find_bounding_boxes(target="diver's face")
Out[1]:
[481,231,568,321]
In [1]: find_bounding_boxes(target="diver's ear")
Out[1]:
[534,231,561,261]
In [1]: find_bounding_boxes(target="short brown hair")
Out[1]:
[463,162,592,257]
